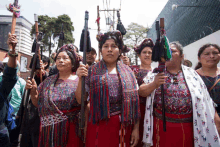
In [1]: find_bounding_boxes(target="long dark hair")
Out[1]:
[195,44,220,70]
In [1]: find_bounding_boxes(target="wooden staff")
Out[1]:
[34,14,42,83]
[152,18,167,132]
[97,6,101,61]
[160,18,166,132]
[80,11,89,129]
[7,0,20,50]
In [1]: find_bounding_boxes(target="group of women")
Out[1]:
[25,30,220,147]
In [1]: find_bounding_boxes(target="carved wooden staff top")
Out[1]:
[6,0,20,49]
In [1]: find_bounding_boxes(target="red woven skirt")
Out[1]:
[61,109,83,147]
[57,121,83,147]
[38,108,83,147]
[152,109,194,147]
[86,114,132,147]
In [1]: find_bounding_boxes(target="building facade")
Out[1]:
[0,15,33,79]
[147,0,220,68]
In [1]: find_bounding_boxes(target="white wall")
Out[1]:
[183,30,220,68]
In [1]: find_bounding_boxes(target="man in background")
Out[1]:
[86,47,97,66]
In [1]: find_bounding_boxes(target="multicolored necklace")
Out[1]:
[167,70,182,84]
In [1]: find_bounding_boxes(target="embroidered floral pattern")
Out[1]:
[154,71,192,115]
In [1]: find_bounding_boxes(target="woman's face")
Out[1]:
[101,39,121,64]
[56,51,73,72]
[138,47,152,65]
[199,46,220,68]
[166,44,183,67]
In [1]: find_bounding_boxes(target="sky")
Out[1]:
[0,0,169,56]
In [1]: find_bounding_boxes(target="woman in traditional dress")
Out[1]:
[195,44,220,115]
[76,31,140,147]
[129,38,154,147]
[25,44,83,147]
[139,42,220,147]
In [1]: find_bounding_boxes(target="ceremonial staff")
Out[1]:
[34,14,43,83]
[60,23,65,46]
[79,11,90,129]
[152,18,172,132]
[6,0,20,49]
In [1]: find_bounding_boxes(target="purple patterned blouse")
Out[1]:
[38,76,81,122]
[130,65,150,104]
[52,78,80,110]
[154,70,193,115]
[86,74,122,114]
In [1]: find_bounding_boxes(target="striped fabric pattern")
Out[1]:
[89,60,140,125]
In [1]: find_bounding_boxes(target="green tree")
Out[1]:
[54,14,75,48]
[123,22,149,65]
[30,14,75,57]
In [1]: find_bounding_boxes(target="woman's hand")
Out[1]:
[7,33,18,68]
[25,77,39,107]
[130,125,139,147]
[76,63,89,78]
[7,33,18,50]
[152,72,166,88]
[25,77,38,96]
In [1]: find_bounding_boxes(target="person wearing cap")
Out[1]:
[86,47,97,66]
[0,33,18,147]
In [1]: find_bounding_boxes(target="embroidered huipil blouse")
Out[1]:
[38,77,80,109]
[130,66,151,104]
[143,65,220,147]
[154,70,192,116]
[37,74,81,146]
[86,72,122,115]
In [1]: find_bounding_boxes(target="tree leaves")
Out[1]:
[123,22,149,65]
[30,14,75,57]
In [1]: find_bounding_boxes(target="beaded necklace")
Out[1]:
[167,70,182,84]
